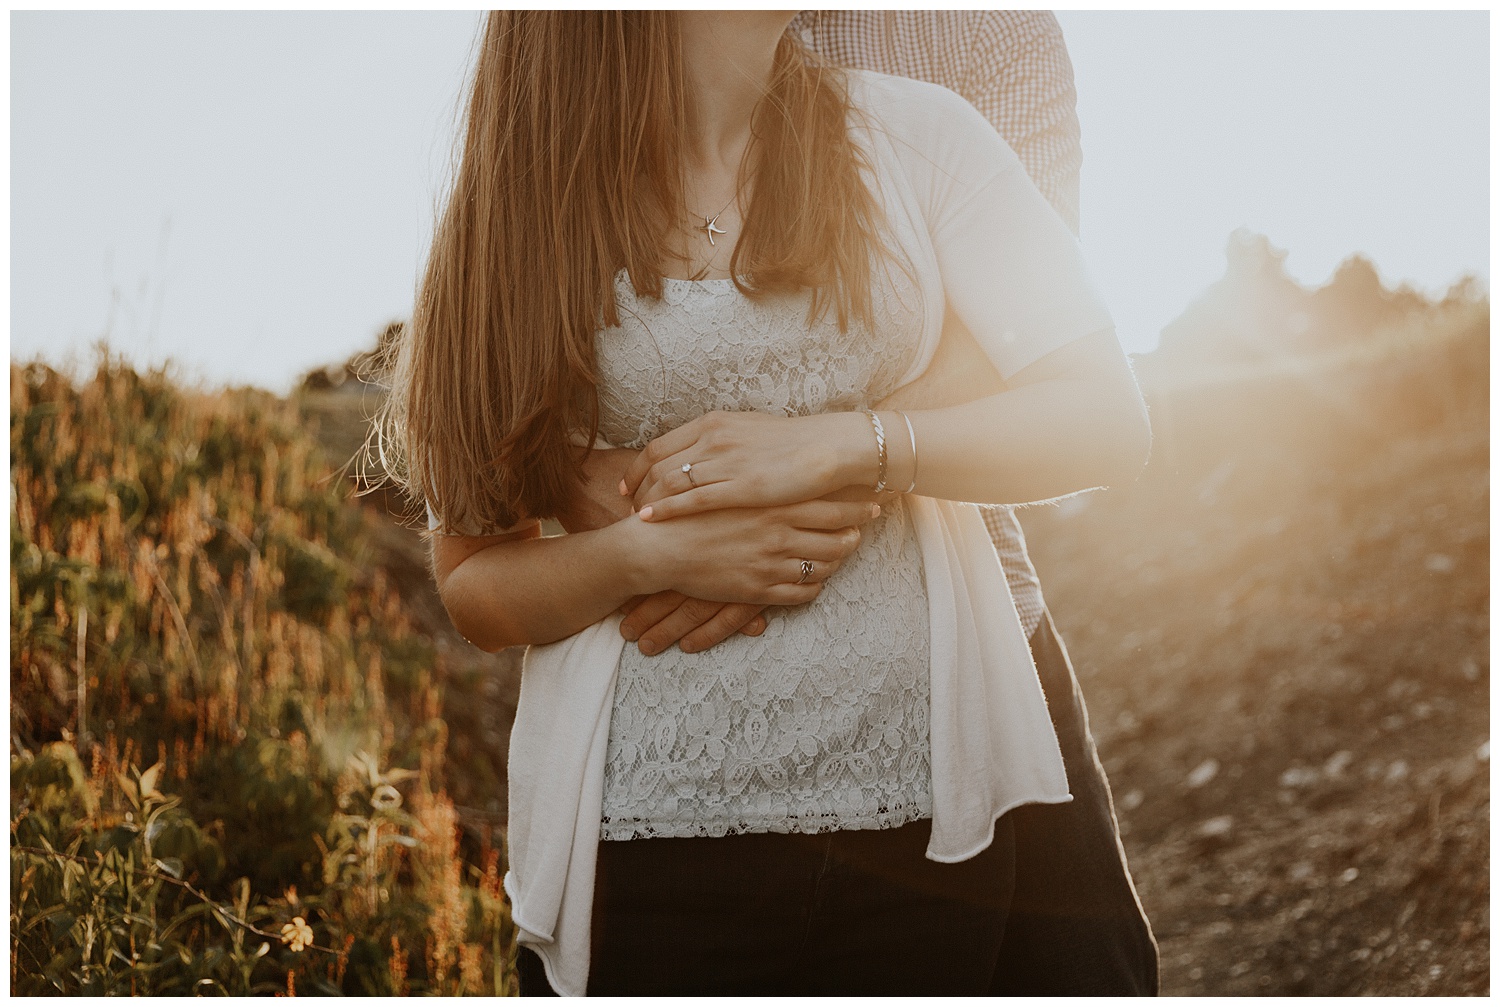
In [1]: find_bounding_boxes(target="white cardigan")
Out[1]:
[502,71,1116,997]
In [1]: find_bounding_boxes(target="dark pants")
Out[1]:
[519,611,1158,996]
[990,610,1159,995]
[520,817,1016,996]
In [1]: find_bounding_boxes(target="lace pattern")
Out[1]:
[597,272,934,840]
[596,271,920,447]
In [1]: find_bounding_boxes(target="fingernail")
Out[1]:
[680,642,696,654]
[639,505,653,521]
[618,480,628,495]
[638,641,657,656]
[621,627,639,642]
[872,504,881,518]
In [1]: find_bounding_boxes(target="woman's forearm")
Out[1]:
[432,499,878,651]
[435,522,648,652]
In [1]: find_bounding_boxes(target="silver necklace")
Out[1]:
[693,194,737,247]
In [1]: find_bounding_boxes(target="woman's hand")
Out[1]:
[558,446,771,655]
[621,410,880,522]
[622,497,879,606]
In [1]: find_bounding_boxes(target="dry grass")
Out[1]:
[11,355,516,995]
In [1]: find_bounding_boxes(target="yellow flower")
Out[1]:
[281,916,314,953]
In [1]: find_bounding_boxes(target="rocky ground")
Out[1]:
[303,308,1488,996]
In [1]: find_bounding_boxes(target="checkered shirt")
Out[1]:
[794,10,1081,231]
[796,10,1086,637]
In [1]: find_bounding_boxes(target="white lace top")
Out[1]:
[596,272,932,840]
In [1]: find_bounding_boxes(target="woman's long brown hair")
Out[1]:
[381,11,886,531]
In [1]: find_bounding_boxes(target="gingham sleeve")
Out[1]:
[796,10,1084,236]
[962,12,1082,235]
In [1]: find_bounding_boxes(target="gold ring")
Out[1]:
[797,559,814,584]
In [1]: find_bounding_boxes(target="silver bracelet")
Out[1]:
[863,409,888,492]
[897,410,918,494]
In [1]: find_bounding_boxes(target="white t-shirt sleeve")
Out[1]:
[425,499,536,537]
[425,500,477,536]
[885,78,1115,379]
[425,501,450,533]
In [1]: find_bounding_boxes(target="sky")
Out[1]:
[11,11,1490,393]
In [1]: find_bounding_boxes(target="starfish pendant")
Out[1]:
[701,212,727,247]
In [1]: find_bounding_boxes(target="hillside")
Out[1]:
[11,359,516,995]
[1020,298,1488,994]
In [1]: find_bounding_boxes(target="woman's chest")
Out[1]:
[594,272,922,449]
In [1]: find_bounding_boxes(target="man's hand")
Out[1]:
[619,591,767,656]
[563,446,771,656]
